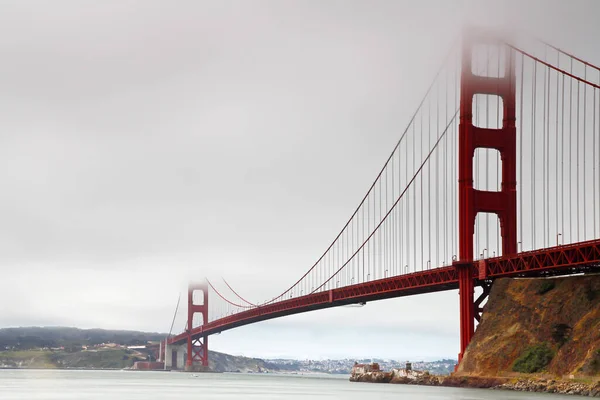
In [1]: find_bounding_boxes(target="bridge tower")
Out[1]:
[456,29,517,362]
[186,282,209,370]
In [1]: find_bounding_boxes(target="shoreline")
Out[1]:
[0,366,166,372]
[0,367,340,376]
[350,370,600,396]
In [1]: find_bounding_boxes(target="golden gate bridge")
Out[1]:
[162,27,600,371]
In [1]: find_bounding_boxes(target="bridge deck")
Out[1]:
[169,239,600,345]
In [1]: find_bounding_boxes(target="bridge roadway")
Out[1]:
[168,239,600,345]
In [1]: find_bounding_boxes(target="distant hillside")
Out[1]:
[0,327,292,372]
[458,275,600,378]
[0,348,142,369]
[0,347,292,372]
[0,327,166,350]
[210,351,297,373]
[0,327,455,375]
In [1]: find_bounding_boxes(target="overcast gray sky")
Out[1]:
[1,0,599,361]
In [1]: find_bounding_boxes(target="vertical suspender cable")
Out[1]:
[542,50,547,247]
[391,156,394,276]
[352,208,355,283]
[576,72,581,241]
[475,80,480,256]
[386,166,389,277]
[561,65,566,242]
[444,67,448,263]
[583,67,587,239]
[544,52,552,246]
[362,198,365,283]
[425,94,430,267]
[379,173,382,278]
[406,125,411,273]
[555,51,560,244]
[428,88,432,266]
[436,81,440,266]
[421,105,425,270]
[485,50,490,254]
[519,54,524,247]
[410,120,415,271]
[532,61,537,250]
[368,189,371,281]
[399,139,403,274]
[497,48,501,254]
[592,83,600,237]
[343,223,347,286]
[455,53,459,258]
[569,59,573,242]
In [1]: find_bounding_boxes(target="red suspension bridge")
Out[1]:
[163,27,600,370]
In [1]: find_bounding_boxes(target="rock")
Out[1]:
[349,371,392,383]
[492,378,600,396]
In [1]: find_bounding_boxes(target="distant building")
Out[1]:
[351,362,380,374]
[391,362,425,380]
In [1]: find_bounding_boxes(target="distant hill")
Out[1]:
[0,327,290,372]
[0,326,167,350]
[209,351,298,373]
[0,327,455,374]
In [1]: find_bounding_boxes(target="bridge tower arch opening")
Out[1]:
[457,28,517,363]
[186,282,209,370]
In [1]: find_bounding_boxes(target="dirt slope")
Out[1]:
[457,274,600,378]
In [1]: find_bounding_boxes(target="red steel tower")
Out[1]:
[456,28,517,362]
[186,282,209,369]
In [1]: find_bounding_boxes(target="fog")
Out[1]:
[1,0,598,360]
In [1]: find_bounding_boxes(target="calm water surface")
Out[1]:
[0,369,579,399]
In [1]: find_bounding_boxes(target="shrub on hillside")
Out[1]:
[551,323,572,347]
[512,343,555,373]
[537,280,556,295]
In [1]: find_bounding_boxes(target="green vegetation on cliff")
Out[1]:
[512,343,555,373]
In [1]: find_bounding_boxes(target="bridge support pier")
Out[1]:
[163,341,187,370]
[456,262,474,363]
[186,335,209,370]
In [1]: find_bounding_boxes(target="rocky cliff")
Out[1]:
[350,275,600,396]
[458,274,600,378]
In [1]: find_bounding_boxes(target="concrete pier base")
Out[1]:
[184,365,212,372]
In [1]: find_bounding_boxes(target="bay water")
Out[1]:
[0,369,577,399]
